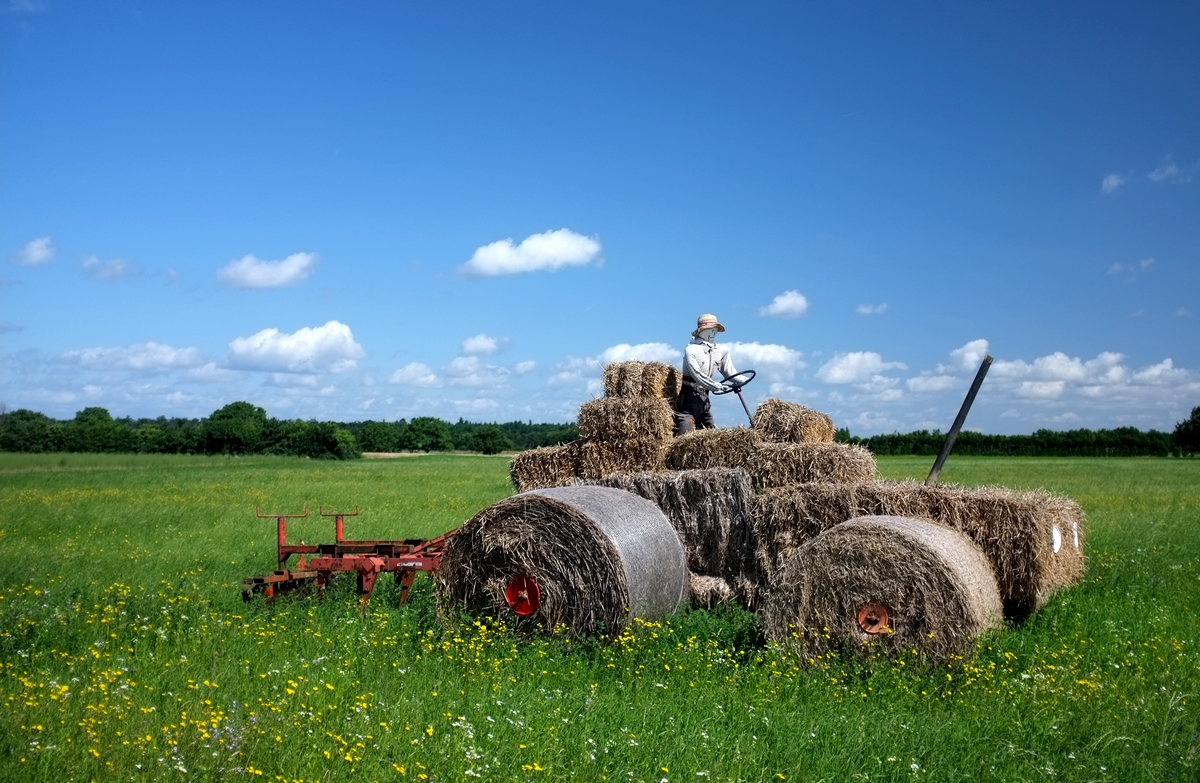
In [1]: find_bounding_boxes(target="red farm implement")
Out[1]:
[241,506,456,613]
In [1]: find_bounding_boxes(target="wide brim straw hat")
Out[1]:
[692,313,726,336]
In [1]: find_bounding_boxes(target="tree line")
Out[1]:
[3,402,1197,459]
[835,406,1200,457]
[0,403,579,459]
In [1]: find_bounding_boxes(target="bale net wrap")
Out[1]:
[437,486,687,637]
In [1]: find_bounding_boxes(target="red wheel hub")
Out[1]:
[505,575,540,616]
[857,603,890,635]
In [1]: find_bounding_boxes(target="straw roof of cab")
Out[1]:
[437,487,687,638]
[577,398,675,443]
[762,515,1003,662]
[580,468,754,578]
[665,427,764,470]
[509,444,581,492]
[744,442,876,489]
[750,480,1086,618]
[752,398,835,444]
[603,361,681,400]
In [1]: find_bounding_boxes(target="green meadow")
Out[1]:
[1,453,1196,782]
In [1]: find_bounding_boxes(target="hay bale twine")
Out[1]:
[744,442,876,489]
[509,443,581,492]
[752,398,835,444]
[577,398,675,442]
[437,486,687,637]
[763,515,1003,662]
[665,427,764,470]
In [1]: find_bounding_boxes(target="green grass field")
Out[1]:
[1,453,1197,782]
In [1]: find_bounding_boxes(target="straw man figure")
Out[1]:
[675,313,739,435]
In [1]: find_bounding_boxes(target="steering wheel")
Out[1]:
[711,369,756,395]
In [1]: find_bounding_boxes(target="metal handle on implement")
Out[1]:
[926,355,993,486]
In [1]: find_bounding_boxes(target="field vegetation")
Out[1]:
[1,453,1196,781]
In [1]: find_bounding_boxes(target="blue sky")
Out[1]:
[2,1,1198,434]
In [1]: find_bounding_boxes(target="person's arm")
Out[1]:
[684,344,726,392]
[716,345,738,381]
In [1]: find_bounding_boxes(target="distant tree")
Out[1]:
[1176,406,1200,454]
[358,420,400,452]
[833,427,852,444]
[204,402,267,454]
[0,409,61,452]
[66,407,131,453]
[470,424,514,455]
[403,417,454,452]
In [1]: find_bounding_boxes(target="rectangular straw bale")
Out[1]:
[509,443,582,492]
[603,361,646,398]
[603,360,682,400]
[578,437,666,479]
[749,480,1086,616]
[665,427,764,470]
[640,362,682,400]
[752,398,836,444]
[744,442,876,489]
[577,398,675,443]
[582,468,753,576]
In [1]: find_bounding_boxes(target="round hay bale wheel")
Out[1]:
[763,515,1003,662]
[437,486,688,637]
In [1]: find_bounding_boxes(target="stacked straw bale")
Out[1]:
[603,361,681,401]
[665,428,764,470]
[752,398,835,444]
[577,398,675,442]
[510,444,582,493]
[437,486,687,637]
[749,480,1086,616]
[688,572,737,609]
[744,442,876,489]
[763,515,1003,662]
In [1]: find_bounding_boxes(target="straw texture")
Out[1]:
[752,398,836,444]
[763,515,1003,662]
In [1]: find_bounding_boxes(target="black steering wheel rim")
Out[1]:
[711,369,756,395]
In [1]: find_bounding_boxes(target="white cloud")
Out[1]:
[1100,173,1126,194]
[1132,358,1188,384]
[514,360,537,375]
[460,229,601,276]
[1108,257,1155,279]
[759,290,809,318]
[227,320,364,373]
[15,236,54,266]
[949,339,990,371]
[1178,308,1193,318]
[1017,381,1065,399]
[461,333,508,356]
[599,342,682,365]
[726,341,805,383]
[442,355,510,388]
[389,362,439,387]
[855,303,887,315]
[217,252,318,288]
[817,352,907,384]
[907,375,959,393]
[82,255,133,280]
[1147,160,1189,184]
[185,362,241,383]
[62,342,204,371]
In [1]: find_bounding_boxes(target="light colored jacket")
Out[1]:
[683,337,738,392]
